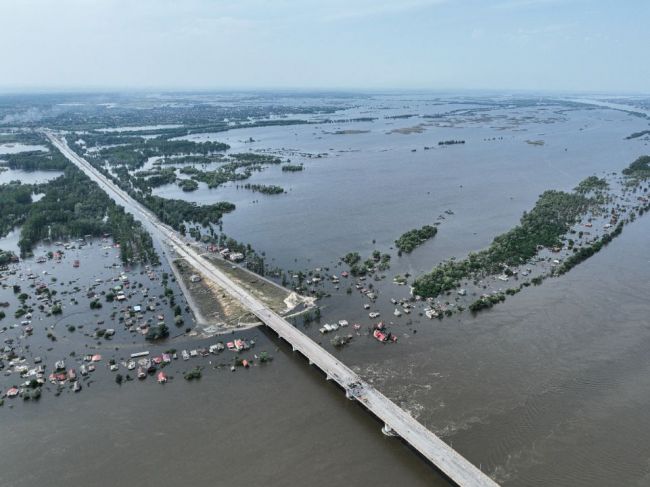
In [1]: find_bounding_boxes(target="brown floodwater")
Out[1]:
[2,95,650,486]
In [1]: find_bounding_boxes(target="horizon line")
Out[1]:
[0,86,649,97]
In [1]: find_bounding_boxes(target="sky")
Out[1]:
[0,0,648,93]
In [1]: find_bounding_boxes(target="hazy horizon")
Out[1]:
[1,0,649,93]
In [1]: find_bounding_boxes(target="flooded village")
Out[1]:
[1,92,650,487]
[0,234,285,405]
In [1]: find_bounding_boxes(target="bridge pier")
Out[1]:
[48,131,502,487]
[381,424,398,437]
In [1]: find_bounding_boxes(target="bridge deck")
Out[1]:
[47,132,498,487]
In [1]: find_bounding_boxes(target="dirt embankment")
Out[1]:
[172,258,261,336]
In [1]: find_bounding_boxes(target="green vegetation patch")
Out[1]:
[0,249,18,265]
[0,181,36,236]
[178,154,282,190]
[622,155,650,178]
[17,167,159,264]
[133,167,177,190]
[574,176,609,194]
[341,249,390,275]
[555,222,625,275]
[413,190,592,298]
[395,225,437,253]
[242,184,284,195]
[2,143,68,171]
[143,195,235,231]
[282,164,304,172]
[93,137,230,170]
[342,252,361,266]
[178,179,198,192]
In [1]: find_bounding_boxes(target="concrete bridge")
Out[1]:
[47,132,499,487]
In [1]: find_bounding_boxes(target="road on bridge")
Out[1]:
[46,131,499,487]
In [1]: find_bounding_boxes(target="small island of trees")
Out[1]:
[242,184,284,195]
[178,179,199,192]
[395,225,437,253]
[282,164,304,172]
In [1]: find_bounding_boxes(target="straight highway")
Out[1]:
[46,131,499,487]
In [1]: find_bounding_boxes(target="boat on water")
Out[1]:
[127,360,136,370]
[73,381,82,393]
[87,364,96,372]
[80,365,88,376]
[54,360,65,370]
[137,367,146,379]
[157,371,167,383]
[67,368,77,380]
[109,364,119,371]
[369,312,380,319]
[73,260,80,268]
[181,350,190,360]
[6,387,19,398]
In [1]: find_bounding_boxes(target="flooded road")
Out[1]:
[2,95,650,486]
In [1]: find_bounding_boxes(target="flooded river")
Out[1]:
[2,95,650,486]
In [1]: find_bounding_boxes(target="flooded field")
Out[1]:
[0,143,48,155]
[2,94,650,486]
[0,169,62,185]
